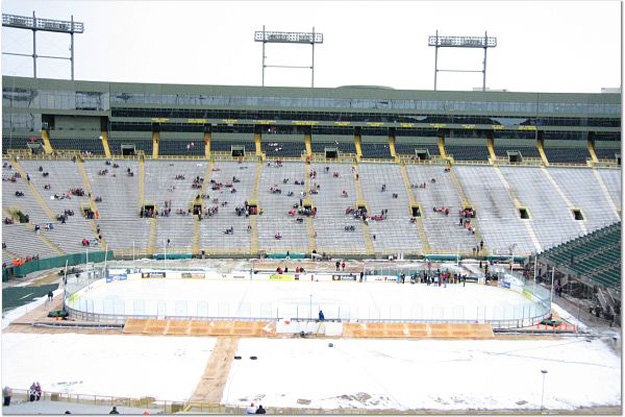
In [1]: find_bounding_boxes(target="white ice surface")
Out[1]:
[68,279,539,321]
[223,337,621,411]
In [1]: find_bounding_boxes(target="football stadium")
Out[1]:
[1,4,621,415]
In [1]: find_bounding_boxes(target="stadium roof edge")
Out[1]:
[2,75,621,103]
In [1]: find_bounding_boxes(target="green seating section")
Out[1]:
[540,222,621,291]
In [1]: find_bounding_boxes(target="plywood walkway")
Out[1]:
[343,322,494,339]
[190,336,239,404]
[122,319,275,337]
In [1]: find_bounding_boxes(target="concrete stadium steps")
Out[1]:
[84,159,145,252]
[2,167,51,224]
[358,164,422,253]
[154,217,196,253]
[343,322,495,339]
[405,165,478,253]
[198,161,256,255]
[310,162,366,254]
[198,215,251,255]
[123,319,275,337]
[17,160,97,253]
[598,169,622,211]
[144,160,207,209]
[19,160,86,212]
[257,162,309,253]
[104,218,151,252]
[548,167,620,232]
[2,223,55,259]
[454,165,536,255]
[2,158,621,258]
[498,166,587,251]
[83,159,141,220]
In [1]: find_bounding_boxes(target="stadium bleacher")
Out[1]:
[394,143,440,158]
[446,145,489,161]
[539,222,621,291]
[310,141,356,154]
[493,145,541,159]
[261,141,305,158]
[543,146,589,163]
[360,143,392,159]
[108,139,153,155]
[1,156,621,260]
[211,141,256,154]
[358,163,423,253]
[48,138,105,154]
[594,147,620,160]
[158,140,205,156]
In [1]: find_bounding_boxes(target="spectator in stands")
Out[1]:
[381,184,386,192]
[274,233,282,240]
[341,261,346,271]
[28,382,36,402]
[318,310,325,321]
[246,403,256,414]
[109,406,119,414]
[3,386,12,406]
[34,382,41,401]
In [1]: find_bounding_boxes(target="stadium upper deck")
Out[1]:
[2,76,621,163]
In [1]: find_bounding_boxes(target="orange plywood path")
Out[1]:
[122,319,275,337]
[343,322,494,339]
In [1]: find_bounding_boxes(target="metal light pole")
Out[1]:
[540,369,548,410]
[576,302,581,337]
[132,240,135,267]
[309,293,312,320]
[550,266,555,308]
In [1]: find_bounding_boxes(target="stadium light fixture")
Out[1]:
[254,26,324,88]
[429,30,497,91]
[2,12,84,79]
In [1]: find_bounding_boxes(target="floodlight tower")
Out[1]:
[254,26,324,87]
[428,30,497,91]
[2,12,84,80]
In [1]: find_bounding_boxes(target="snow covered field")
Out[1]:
[1,333,215,401]
[223,337,621,411]
[68,278,541,321]
[1,332,620,411]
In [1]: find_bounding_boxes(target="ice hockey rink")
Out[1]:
[67,273,544,322]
